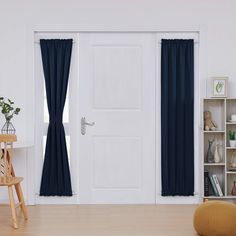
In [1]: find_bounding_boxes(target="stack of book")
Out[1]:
[204,171,223,197]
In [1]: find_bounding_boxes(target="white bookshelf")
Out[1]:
[203,98,236,201]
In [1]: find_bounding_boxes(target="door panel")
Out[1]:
[93,46,142,109]
[78,33,155,204]
[92,137,142,189]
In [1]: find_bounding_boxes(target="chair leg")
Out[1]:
[15,183,28,220]
[8,186,18,229]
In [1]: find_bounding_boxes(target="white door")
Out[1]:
[78,33,156,204]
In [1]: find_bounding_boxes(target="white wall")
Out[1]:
[0,0,236,204]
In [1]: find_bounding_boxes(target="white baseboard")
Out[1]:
[156,195,201,204]
[35,195,78,204]
[0,198,29,205]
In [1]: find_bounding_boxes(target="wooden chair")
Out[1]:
[0,134,28,229]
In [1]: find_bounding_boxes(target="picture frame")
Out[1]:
[212,77,228,97]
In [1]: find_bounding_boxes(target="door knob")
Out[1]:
[81,117,95,135]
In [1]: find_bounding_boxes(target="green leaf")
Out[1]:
[0,98,20,120]
[8,99,14,104]
[2,109,6,114]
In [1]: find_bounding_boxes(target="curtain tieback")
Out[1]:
[49,116,63,124]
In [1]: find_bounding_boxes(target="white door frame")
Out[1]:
[27,26,206,205]
[33,32,80,204]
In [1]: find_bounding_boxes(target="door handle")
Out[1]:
[81,117,95,135]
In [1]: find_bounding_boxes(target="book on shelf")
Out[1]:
[212,174,223,197]
[208,174,223,197]
[209,175,219,196]
[204,171,210,196]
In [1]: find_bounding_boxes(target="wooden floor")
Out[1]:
[0,205,198,236]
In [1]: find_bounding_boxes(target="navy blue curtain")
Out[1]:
[40,39,72,196]
[161,39,194,196]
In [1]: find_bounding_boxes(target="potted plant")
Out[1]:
[0,97,20,134]
[229,130,236,147]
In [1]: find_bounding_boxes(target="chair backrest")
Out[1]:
[0,134,17,183]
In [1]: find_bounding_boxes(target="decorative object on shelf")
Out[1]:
[231,181,236,196]
[214,142,221,163]
[0,97,20,134]
[228,130,236,147]
[204,111,217,131]
[229,150,236,171]
[228,114,236,123]
[206,139,215,163]
[212,77,228,97]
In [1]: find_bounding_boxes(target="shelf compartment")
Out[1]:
[203,99,225,131]
[226,149,236,171]
[204,132,225,163]
[226,124,236,147]
[226,99,236,122]
[226,172,236,196]
[204,165,225,196]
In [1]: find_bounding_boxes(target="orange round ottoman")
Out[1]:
[193,201,236,236]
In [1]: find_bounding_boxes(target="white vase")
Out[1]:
[214,144,221,163]
[229,140,236,147]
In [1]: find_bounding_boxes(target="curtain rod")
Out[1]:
[35,41,198,44]
[34,41,76,44]
[158,41,199,44]
[34,40,200,44]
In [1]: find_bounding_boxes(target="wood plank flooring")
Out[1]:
[0,204,198,236]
